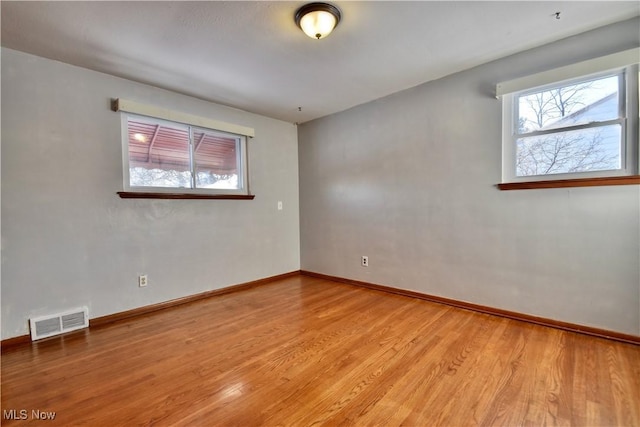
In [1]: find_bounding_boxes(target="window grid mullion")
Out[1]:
[515,118,624,138]
[188,126,196,189]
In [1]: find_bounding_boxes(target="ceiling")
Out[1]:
[1,1,638,124]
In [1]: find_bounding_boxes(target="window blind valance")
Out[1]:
[112,98,255,138]
[496,48,639,97]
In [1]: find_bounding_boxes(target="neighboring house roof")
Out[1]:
[545,92,617,128]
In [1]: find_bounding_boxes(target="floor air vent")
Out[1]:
[29,307,89,341]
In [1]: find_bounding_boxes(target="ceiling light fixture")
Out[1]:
[295,2,341,40]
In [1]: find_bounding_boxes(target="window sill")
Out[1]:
[117,192,255,200]
[497,175,640,190]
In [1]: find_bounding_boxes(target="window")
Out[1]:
[510,72,625,178]
[124,114,246,192]
[499,50,639,185]
[114,99,254,198]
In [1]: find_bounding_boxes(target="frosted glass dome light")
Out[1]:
[295,3,341,40]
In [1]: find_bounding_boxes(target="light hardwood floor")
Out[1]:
[2,275,639,426]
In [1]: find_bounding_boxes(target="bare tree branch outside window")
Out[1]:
[130,167,237,189]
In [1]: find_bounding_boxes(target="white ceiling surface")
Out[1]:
[1,2,638,124]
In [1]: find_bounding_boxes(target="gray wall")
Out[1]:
[298,18,640,335]
[1,48,300,339]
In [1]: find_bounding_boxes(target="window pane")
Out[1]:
[517,75,619,133]
[128,119,192,188]
[193,129,240,189]
[516,124,621,177]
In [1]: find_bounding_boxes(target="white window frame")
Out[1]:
[121,114,249,195]
[499,50,639,184]
[114,99,254,196]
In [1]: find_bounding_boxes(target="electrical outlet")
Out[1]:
[138,275,148,287]
[361,256,369,267]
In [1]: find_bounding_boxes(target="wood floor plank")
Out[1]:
[2,275,639,426]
